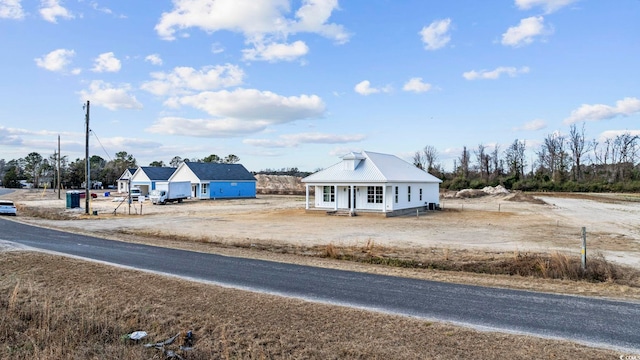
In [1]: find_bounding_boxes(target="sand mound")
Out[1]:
[455,185,509,198]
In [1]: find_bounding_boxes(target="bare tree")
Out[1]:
[504,139,527,181]
[538,132,567,182]
[614,132,639,180]
[423,145,439,173]
[474,143,490,181]
[412,151,425,169]
[568,124,592,181]
[491,144,501,179]
[457,146,470,178]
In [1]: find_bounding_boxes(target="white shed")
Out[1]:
[302,151,442,216]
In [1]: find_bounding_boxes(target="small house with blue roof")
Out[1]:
[169,162,256,200]
[117,168,139,194]
[129,166,178,197]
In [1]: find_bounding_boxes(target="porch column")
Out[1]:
[350,185,354,212]
[305,184,309,210]
[334,185,338,210]
[382,185,387,213]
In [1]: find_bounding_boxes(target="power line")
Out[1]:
[90,129,113,162]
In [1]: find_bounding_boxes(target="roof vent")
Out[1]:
[342,151,365,171]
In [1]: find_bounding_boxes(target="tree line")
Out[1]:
[414,124,640,192]
[0,152,240,189]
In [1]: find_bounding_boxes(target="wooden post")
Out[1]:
[581,227,587,271]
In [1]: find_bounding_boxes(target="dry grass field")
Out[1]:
[2,188,640,358]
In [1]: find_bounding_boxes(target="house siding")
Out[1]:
[209,181,256,199]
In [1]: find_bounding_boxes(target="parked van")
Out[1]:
[129,187,142,200]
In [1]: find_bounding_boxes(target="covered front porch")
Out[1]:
[304,184,388,214]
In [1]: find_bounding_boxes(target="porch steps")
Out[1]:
[326,210,357,216]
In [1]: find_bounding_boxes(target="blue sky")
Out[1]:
[0,0,638,172]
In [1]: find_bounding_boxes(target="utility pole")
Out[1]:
[57,135,61,200]
[84,100,90,214]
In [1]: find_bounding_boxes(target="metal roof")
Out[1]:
[138,166,177,181]
[183,162,256,181]
[302,151,442,184]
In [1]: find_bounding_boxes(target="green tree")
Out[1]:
[169,156,182,168]
[149,160,165,167]
[2,166,20,188]
[223,154,240,164]
[23,152,44,187]
[202,154,221,163]
[65,158,86,188]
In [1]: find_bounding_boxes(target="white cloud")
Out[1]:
[79,80,143,111]
[92,52,122,73]
[0,126,24,145]
[172,88,325,121]
[148,88,326,137]
[288,0,350,44]
[463,66,530,80]
[402,77,432,93]
[141,64,244,96]
[244,132,366,148]
[93,136,161,150]
[598,129,640,141]
[564,97,640,124]
[34,48,75,72]
[211,42,225,54]
[242,40,309,62]
[0,0,24,19]
[419,18,451,50]
[515,0,577,14]
[514,119,547,131]
[354,80,391,96]
[145,54,163,66]
[147,117,270,138]
[155,0,348,62]
[39,0,74,23]
[501,16,548,47]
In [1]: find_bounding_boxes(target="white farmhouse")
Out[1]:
[302,151,441,216]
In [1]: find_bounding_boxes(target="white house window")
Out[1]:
[419,188,423,201]
[323,186,335,202]
[408,186,411,202]
[202,183,208,194]
[395,186,398,203]
[367,186,383,204]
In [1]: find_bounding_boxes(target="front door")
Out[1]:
[348,187,356,209]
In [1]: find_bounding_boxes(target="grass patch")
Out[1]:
[119,226,640,287]
[0,252,620,359]
[316,242,639,286]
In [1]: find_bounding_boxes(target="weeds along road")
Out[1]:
[1,217,639,353]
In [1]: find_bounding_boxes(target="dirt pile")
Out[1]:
[255,174,307,195]
[454,185,510,198]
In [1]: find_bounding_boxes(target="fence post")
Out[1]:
[581,227,587,271]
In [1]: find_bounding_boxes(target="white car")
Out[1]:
[0,200,17,216]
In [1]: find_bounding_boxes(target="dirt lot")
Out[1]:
[7,189,640,268]
[3,189,640,358]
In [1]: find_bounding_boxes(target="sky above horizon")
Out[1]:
[0,0,638,173]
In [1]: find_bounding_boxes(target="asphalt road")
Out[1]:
[1,217,639,353]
